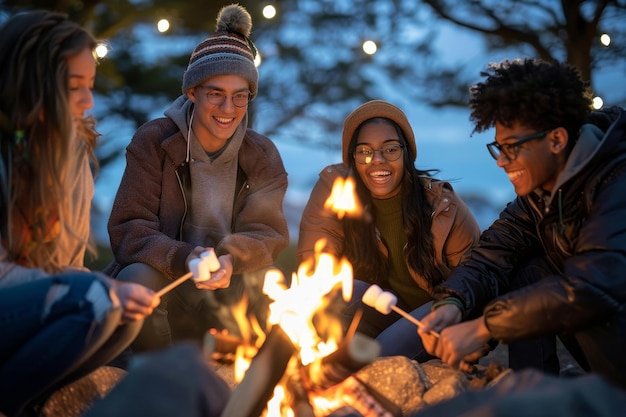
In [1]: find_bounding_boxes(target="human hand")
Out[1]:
[194,252,233,290]
[113,281,160,324]
[431,317,492,370]
[418,304,462,355]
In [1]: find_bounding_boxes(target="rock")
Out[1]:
[353,357,505,416]
[422,372,467,406]
[355,356,428,416]
[40,366,127,417]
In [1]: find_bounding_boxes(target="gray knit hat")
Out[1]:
[181,4,258,98]
[341,100,417,165]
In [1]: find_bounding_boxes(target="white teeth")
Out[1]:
[370,170,390,178]
[508,170,523,181]
[215,116,232,124]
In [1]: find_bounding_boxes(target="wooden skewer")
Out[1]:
[156,271,193,297]
[390,305,440,338]
[345,308,364,341]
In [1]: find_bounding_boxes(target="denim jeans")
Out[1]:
[344,280,436,362]
[0,273,141,417]
[116,263,246,353]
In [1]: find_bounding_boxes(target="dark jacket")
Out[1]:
[435,107,626,386]
[106,117,289,280]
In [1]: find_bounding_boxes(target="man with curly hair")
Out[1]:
[417,58,626,389]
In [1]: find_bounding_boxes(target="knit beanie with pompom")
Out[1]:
[181,4,258,98]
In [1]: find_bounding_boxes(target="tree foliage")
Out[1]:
[252,0,626,146]
[1,0,624,152]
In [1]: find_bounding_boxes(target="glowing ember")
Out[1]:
[324,176,362,219]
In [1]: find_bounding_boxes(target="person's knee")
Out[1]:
[43,276,116,324]
[116,263,167,291]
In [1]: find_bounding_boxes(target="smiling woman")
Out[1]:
[0,10,159,416]
[297,99,481,360]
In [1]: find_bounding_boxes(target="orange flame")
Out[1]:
[263,252,352,366]
[324,176,362,219]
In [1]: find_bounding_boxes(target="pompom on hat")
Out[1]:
[182,4,258,98]
[341,100,417,165]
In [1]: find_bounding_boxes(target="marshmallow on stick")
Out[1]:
[189,249,221,282]
[362,284,439,338]
[156,249,222,297]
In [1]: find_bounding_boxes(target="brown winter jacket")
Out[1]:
[106,117,289,280]
[297,163,480,294]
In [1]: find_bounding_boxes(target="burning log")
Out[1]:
[220,325,296,417]
[302,332,381,392]
[283,365,316,417]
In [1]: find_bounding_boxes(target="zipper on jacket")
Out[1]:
[236,180,250,201]
[175,165,188,239]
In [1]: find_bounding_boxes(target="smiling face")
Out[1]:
[187,74,249,152]
[494,122,568,196]
[353,121,405,199]
[67,47,96,127]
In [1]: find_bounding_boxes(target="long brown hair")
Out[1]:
[0,11,99,272]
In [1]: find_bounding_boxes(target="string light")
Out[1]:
[263,5,277,19]
[362,40,377,55]
[592,96,604,109]
[95,43,108,58]
[157,18,170,33]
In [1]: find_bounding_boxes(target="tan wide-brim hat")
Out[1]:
[341,100,417,165]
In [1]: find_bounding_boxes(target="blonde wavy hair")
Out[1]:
[0,11,99,272]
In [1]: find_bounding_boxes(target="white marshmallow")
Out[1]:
[362,284,384,308]
[374,292,398,315]
[191,249,221,282]
[189,258,203,281]
[202,249,221,272]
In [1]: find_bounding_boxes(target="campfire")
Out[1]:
[215,246,382,417]
[204,176,391,417]
[199,175,506,417]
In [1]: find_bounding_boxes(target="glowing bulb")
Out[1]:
[157,18,170,33]
[592,96,603,110]
[263,5,277,19]
[362,40,377,55]
[600,33,611,47]
[94,43,108,59]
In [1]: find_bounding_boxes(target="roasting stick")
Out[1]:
[362,284,440,338]
[364,284,478,373]
[389,305,440,338]
[156,271,193,297]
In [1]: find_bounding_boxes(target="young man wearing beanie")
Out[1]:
[106,4,289,353]
[297,100,480,360]
[418,58,626,389]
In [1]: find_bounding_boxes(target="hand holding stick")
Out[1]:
[363,284,480,373]
[156,249,222,297]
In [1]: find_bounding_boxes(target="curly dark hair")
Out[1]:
[343,118,448,290]
[469,58,593,150]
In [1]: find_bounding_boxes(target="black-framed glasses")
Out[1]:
[200,87,251,108]
[486,130,551,161]
[353,143,404,164]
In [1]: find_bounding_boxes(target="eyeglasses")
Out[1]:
[200,87,251,108]
[486,130,551,161]
[353,143,404,164]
